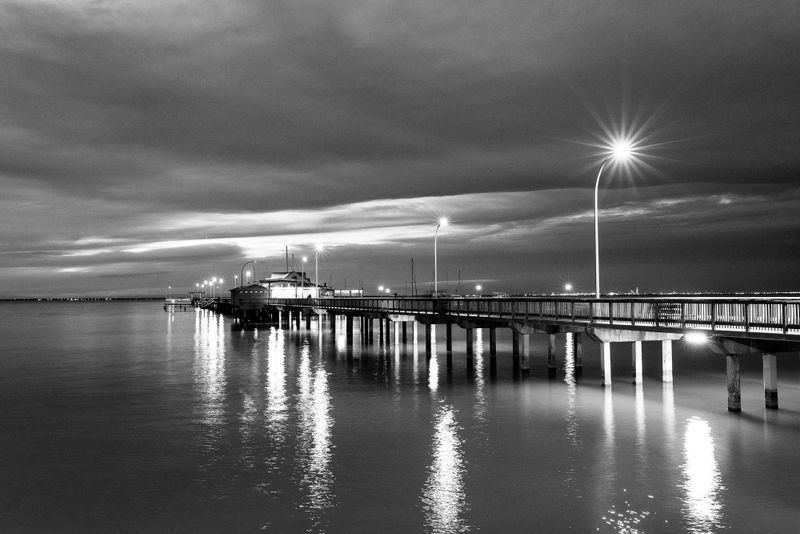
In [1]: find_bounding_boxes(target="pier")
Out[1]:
[229,293,800,413]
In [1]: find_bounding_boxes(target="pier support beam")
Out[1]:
[661,340,673,383]
[466,328,474,375]
[305,312,311,330]
[446,323,453,353]
[574,333,583,379]
[379,319,384,345]
[402,322,407,344]
[547,334,557,379]
[512,331,520,376]
[601,342,612,387]
[727,353,741,412]
[632,341,643,385]
[763,353,778,409]
[345,315,354,346]
[425,324,432,355]
[521,334,531,377]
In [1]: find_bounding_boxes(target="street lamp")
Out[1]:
[594,140,634,299]
[434,216,449,296]
[240,260,256,287]
[314,244,324,295]
[302,256,308,296]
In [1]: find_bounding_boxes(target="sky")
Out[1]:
[1,0,799,298]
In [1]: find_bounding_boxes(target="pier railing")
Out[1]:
[262,297,800,338]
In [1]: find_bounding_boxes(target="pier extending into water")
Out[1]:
[228,294,800,413]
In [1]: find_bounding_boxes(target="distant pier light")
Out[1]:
[564,283,573,292]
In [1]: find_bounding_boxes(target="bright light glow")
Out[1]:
[385,288,391,294]
[564,283,573,291]
[315,244,324,252]
[684,332,710,345]
[438,216,449,228]
[302,256,308,262]
[475,285,482,291]
[219,279,223,284]
[610,139,634,161]
[378,285,384,291]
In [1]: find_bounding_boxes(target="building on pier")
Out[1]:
[230,270,330,308]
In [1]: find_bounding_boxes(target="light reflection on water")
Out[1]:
[296,340,335,524]
[563,333,583,491]
[193,309,226,431]
[7,303,797,533]
[422,403,469,534]
[260,327,289,493]
[682,417,724,533]
[473,329,486,425]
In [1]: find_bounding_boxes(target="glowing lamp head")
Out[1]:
[378,285,384,291]
[564,283,573,291]
[385,288,391,294]
[475,285,482,291]
[610,139,634,161]
[438,216,449,228]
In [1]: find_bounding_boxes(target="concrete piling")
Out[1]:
[763,353,778,409]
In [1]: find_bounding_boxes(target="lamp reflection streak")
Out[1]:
[422,404,468,534]
[681,417,724,532]
[259,327,289,492]
[193,309,226,433]
[473,329,486,425]
[563,334,582,490]
[296,341,335,522]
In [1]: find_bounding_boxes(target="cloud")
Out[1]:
[0,0,798,296]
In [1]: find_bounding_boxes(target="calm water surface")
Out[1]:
[2,302,800,533]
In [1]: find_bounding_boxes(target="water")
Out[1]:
[2,301,800,533]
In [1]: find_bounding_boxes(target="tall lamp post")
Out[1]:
[301,256,308,296]
[434,216,448,296]
[314,244,323,295]
[240,260,256,287]
[594,141,633,299]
